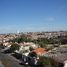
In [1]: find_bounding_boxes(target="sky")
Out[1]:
[0,0,67,33]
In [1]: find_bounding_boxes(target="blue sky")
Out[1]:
[0,0,67,33]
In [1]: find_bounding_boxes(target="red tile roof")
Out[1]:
[33,48,47,55]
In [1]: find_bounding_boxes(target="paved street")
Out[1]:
[0,52,24,67]
[0,61,4,67]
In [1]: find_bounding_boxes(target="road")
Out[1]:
[0,52,24,67]
[0,61,4,67]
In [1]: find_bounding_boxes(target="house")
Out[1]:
[32,48,47,56]
[60,45,67,48]
[15,42,38,55]
[3,42,11,47]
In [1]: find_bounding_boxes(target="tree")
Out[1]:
[0,43,5,49]
[10,37,32,43]
[29,47,34,51]
[10,43,20,52]
[28,52,37,57]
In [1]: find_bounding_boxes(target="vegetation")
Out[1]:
[33,36,67,47]
[0,43,5,49]
[38,56,52,67]
[10,37,32,43]
[29,47,34,51]
[9,43,20,52]
[9,35,67,49]
[28,52,37,57]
